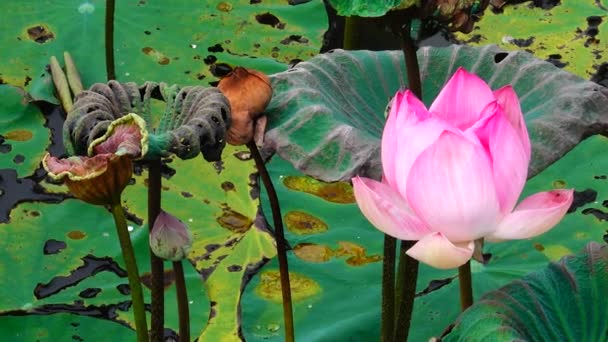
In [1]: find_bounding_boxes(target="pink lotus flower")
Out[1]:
[352,68,574,269]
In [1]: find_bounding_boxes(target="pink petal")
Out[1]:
[493,86,531,160]
[475,110,529,214]
[352,176,430,241]
[406,131,501,242]
[487,189,574,242]
[89,113,148,158]
[429,67,496,131]
[406,232,474,269]
[382,90,429,187]
[394,117,449,199]
[43,153,112,180]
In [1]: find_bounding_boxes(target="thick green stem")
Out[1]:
[401,22,422,98]
[173,261,190,342]
[247,141,294,342]
[105,0,116,80]
[381,235,396,342]
[148,159,165,342]
[458,261,473,311]
[393,240,418,341]
[110,202,149,342]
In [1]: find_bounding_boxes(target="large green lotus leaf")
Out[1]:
[241,135,608,341]
[0,0,327,100]
[454,1,608,79]
[0,142,276,340]
[0,85,50,177]
[264,45,608,182]
[442,242,608,341]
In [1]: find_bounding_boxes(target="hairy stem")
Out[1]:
[110,201,149,342]
[247,141,294,342]
[148,159,165,342]
[381,235,396,342]
[105,0,116,80]
[173,261,190,342]
[458,261,473,311]
[393,240,419,341]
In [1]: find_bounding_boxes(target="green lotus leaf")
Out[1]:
[65,81,231,161]
[264,45,608,182]
[442,242,608,341]
[327,0,414,17]
[242,134,608,341]
[454,1,608,80]
[0,85,50,177]
[0,0,327,98]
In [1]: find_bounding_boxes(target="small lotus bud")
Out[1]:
[217,67,273,145]
[150,210,193,261]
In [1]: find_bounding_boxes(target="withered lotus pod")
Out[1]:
[65,80,231,162]
[218,67,273,145]
[43,114,147,206]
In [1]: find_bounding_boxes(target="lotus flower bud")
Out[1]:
[149,210,193,261]
[217,67,273,145]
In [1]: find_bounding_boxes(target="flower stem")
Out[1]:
[148,159,165,342]
[110,201,149,342]
[173,261,190,342]
[400,21,422,99]
[393,240,419,341]
[458,261,473,311]
[247,141,294,342]
[104,0,116,80]
[381,235,396,342]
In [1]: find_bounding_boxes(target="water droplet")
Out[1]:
[103,232,110,237]
[78,2,95,14]
[188,218,193,222]
[267,324,280,332]
[307,304,312,309]
[190,44,197,49]
[188,300,194,304]
[127,225,134,232]
[124,72,130,76]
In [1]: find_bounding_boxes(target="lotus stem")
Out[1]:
[458,261,473,310]
[400,21,422,98]
[148,159,165,342]
[393,240,419,341]
[173,261,190,342]
[64,52,84,96]
[105,0,116,80]
[247,141,295,342]
[49,56,73,113]
[110,201,149,342]
[381,235,396,342]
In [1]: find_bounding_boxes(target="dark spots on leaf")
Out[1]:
[280,35,309,45]
[66,230,86,240]
[582,208,608,221]
[288,0,312,4]
[511,37,535,48]
[72,335,84,341]
[116,283,130,295]
[587,16,602,28]
[283,176,355,203]
[602,200,608,208]
[255,12,284,29]
[591,63,608,87]
[181,191,193,198]
[284,211,328,235]
[568,189,597,213]
[116,301,131,311]
[142,47,153,54]
[34,255,127,300]
[227,265,242,272]
[289,59,302,68]
[415,277,457,297]
[13,154,25,164]
[204,55,217,65]
[208,44,224,53]
[27,25,55,44]
[594,175,607,179]
[210,63,233,77]
[122,207,143,226]
[221,181,235,192]
[209,81,219,87]
[546,53,568,68]
[196,73,206,80]
[78,288,102,299]
[253,43,261,48]
[224,238,239,248]
[144,30,151,35]
[533,243,545,251]
[216,2,232,12]
[70,322,79,327]
[527,0,561,10]
[24,76,32,86]
[0,142,12,153]
[217,206,252,233]
[250,0,261,3]
[158,57,170,65]
[43,239,67,255]
[205,243,221,253]
[493,52,508,63]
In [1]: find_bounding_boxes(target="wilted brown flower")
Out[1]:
[218,67,273,145]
